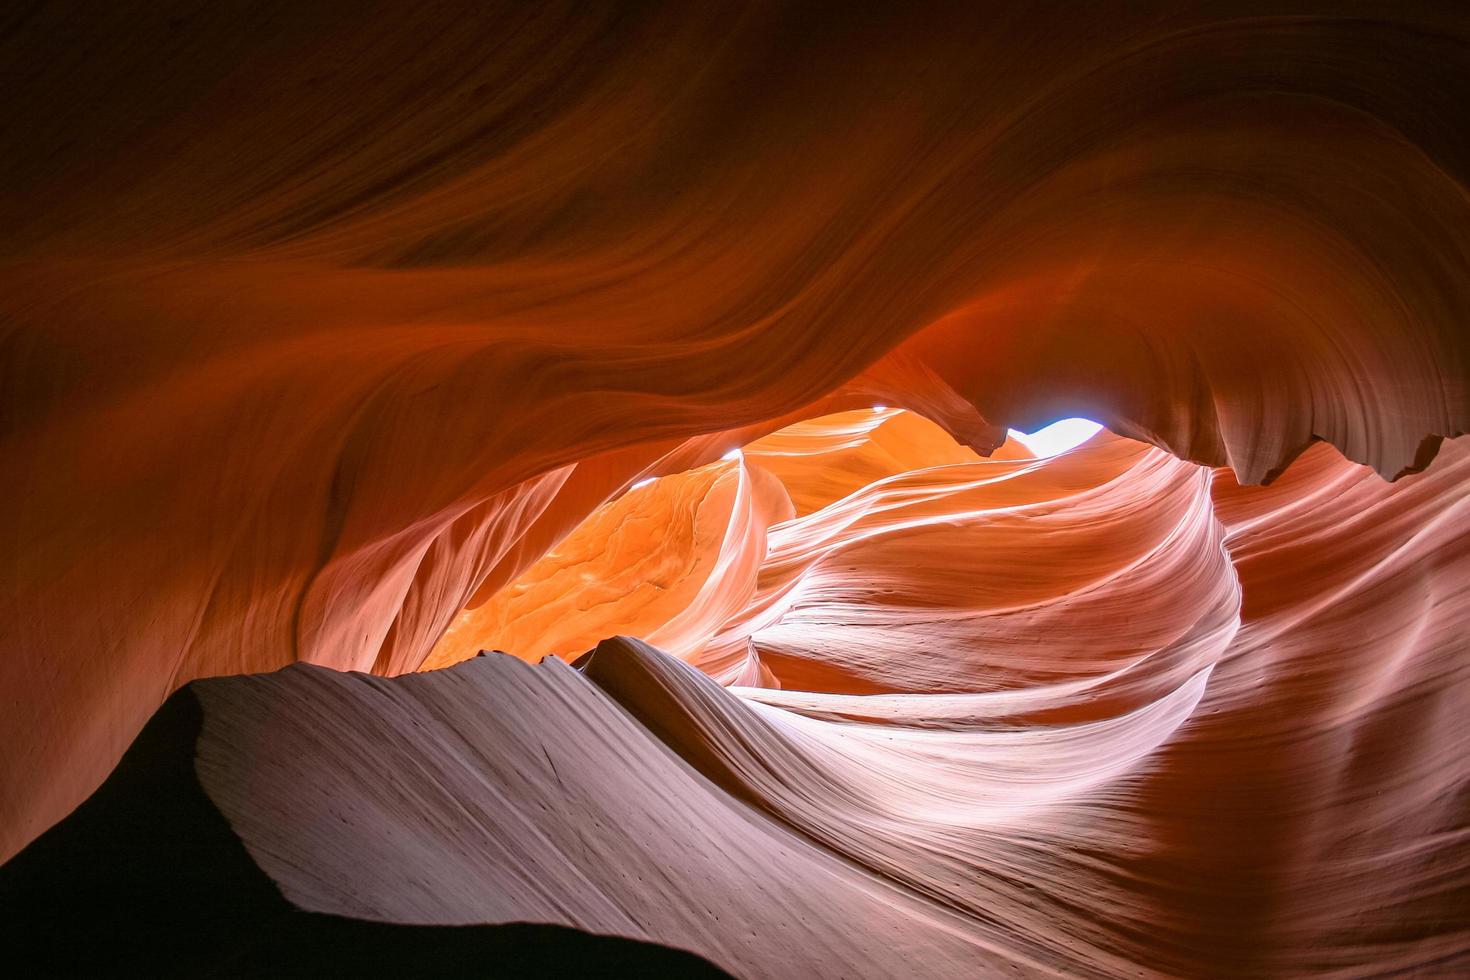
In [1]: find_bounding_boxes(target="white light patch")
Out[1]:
[630,476,657,490]
[721,448,743,461]
[871,405,887,413]
[1009,418,1102,457]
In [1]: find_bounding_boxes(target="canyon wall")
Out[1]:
[3,2,1468,926]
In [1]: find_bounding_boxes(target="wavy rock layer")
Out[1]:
[3,3,1470,859]
[7,412,1467,977]
[414,413,1470,975]
[0,680,733,978]
[425,453,793,672]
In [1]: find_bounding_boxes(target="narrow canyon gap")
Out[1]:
[2,4,1468,977]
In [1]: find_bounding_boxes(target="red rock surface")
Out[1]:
[2,4,1469,974]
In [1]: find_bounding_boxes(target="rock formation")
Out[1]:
[2,3,1468,976]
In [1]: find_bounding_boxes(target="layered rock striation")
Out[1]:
[2,4,1469,974]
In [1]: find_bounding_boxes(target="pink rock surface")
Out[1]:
[1,7,1468,974]
[194,424,1470,976]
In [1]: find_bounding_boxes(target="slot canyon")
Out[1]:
[2,3,1468,977]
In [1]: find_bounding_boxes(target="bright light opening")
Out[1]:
[721,448,743,461]
[1009,418,1102,458]
[630,476,657,490]
[871,405,887,413]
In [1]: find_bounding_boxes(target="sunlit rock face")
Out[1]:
[8,412,1469,977]
[422,413,1467,971]
[2,4,1469,975]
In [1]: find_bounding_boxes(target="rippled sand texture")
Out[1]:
[3,5,1468,941]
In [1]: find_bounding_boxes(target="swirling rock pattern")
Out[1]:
[2,4,1469,973]
[9,411,1467,976]
[411,411,1470,975]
